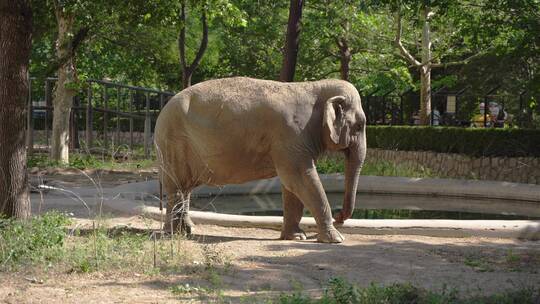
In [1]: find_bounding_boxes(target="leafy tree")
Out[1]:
[392,0,486,125]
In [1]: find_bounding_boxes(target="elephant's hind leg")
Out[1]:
[280,185,307,240]
[167,191,194,236]
[163,175,195,237]
[165,190,194,236]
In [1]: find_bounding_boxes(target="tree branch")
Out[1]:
[178,0,187,70]
[188,6,208,72]
[394,12,421,67]
[431,48,490,68]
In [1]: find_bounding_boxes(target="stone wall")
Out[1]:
[367,148,540,185]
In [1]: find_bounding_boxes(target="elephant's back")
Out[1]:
[185,77,298,110]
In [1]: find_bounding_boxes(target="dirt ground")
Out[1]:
[1,170,538,303]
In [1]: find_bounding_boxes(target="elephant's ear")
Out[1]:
[324,96,347,145]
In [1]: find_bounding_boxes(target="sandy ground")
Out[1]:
[1,170,538,303]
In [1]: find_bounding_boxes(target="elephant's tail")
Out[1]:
[159,180,163,211]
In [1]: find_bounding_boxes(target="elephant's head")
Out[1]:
[322,93,367,224]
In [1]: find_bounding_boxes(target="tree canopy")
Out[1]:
[30,0,539,122]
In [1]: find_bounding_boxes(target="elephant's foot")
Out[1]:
[163,215,195,237]
[317,227,344,243]
[280,228,307,240]
[179,215,195,237]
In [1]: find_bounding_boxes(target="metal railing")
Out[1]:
[26,77,175,159]
[362,86,538,128]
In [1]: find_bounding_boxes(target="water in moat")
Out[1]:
[190,193,540,220]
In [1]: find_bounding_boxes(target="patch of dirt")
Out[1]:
[10,169,540,302]
[2,217,540,303]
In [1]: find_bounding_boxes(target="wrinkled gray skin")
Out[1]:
[154,77,366,243]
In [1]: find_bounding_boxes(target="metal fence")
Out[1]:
[26,78,539,160]
[362,86,538,128]
[26,77,175,158]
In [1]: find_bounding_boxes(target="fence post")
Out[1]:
[484,86,500,128]
[26,74,33,154]
[399,94,404,125]
[519,91,527,128]
[45,79,51,147]
[69,96,80,150]
[103,86,109,148]
[144,92,151,158]
[86,85,93,152]
[116,87,121,146]
[129,91,134,151]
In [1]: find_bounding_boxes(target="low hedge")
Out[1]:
[366,126,540,157]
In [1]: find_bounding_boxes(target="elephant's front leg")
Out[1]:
[277,162,344,243]
[280,185,307,240]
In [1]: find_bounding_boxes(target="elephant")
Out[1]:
[154,77,366,243]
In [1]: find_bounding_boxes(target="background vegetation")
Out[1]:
[29,0,539,124]
[367,126,540,157]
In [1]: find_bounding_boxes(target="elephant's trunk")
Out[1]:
[335,139,366,223]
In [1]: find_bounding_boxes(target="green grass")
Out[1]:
[316,156,436,178]
[0,212,70,270]
[29,151,436,179]
[0,212,195,274]
[275,277,540,304]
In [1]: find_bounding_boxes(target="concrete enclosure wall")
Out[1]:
[368,148,540,185]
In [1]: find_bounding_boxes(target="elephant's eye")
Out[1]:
[353,123,363,133]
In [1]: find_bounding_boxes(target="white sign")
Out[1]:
[446,95,456,113]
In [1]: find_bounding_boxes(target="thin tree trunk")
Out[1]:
[419,6,432,125]
[178,0,208,89]
[338,38,351,81]
[0,0,32,218]
[51,8,77,163]
[279,0,304,82]
[419,67,431,125]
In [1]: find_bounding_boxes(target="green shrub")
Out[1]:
[276,278,540,304]
[0,212,71,270]
[316,156,436,178]
[367,126,540,157]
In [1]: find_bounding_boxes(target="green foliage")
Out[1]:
[0,213,192,274]
[367,126,540,157]
[27,153,154,170]
[316,157,435,178]
[276,277,540,304]
[0,212,71,270]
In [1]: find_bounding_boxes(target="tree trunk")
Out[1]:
[279,0,304,82]
[338,38,351,81]
[178,0,208,90]
[182,69,192,89]
[419,6,432,125]
[51,9,77,163]
[0,0,32,219]
[420,67,431,125]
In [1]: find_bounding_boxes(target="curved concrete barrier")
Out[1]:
[106,175,540,240]
[113,174,540,202]
[105,199,540,240]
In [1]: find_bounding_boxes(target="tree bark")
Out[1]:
[337,37,351,81]
[178,0,208,89]
[279,0,304,82]
[51,6,77,163]
[394,8,432,125]
[419,6,432,125]
[0,0,32,218]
